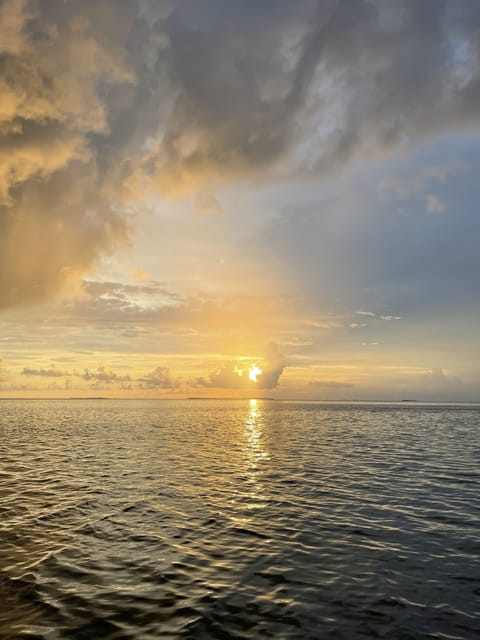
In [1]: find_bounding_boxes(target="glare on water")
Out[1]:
[0,399,479,640]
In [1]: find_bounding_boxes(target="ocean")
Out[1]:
[0,399,479,639]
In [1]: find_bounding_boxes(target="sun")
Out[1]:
[248,364,262,382]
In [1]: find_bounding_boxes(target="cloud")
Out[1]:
[4,0,480,310]
[77,366,131,385]
[0,0,31,57]
[62,279,290,339]
[257,341,286,389]
[120,327,144,338]
[0,0,133,309]
[123,0,480,199]
[426,194,448,214]
[422,367,463,389]
[389,367,476,401]
[22,366,68,377]
[196,342,286,390]
[137,366,177,389]
[376,162,468,202]
[195,362,247,390]
[79,279,181,315]
[355,310,377,317]
[353,312,401,322]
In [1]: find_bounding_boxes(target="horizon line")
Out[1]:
[0,397,479,404]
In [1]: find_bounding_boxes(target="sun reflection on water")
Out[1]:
[243,399,270,480]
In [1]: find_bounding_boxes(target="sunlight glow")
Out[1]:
[248,365,262,382]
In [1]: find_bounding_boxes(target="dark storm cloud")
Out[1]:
[4,0,480,308]
[137,0,480,185]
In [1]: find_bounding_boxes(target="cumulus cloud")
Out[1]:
[422,367,463,389]
[0,0,133,309]
[257,342,286,389]
[194,361,246,390]
[137,366,177,389]
[196,342,286,390]
[77,366,131,385]
[15,361,178,391]
[5,0,480,309]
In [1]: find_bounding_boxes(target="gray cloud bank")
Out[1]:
[3,0,480,308]
[22,366,68,377]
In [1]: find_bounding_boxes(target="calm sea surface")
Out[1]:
[0,400,479,639]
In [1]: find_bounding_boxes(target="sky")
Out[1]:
[1,0,479,400]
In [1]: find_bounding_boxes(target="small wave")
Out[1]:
[0,400,479,639]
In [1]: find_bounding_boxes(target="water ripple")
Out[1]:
[0,399,479,639]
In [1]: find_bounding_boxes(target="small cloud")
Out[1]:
[77,366,131,384]
[137,366,176,389]
[353,312,401,322]
[426,194,447,214]
[22,366,69,378]
[349,322,367,328]
[361,341,379,347]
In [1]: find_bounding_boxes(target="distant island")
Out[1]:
[187,397,276,401]
[68,397,109,400]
